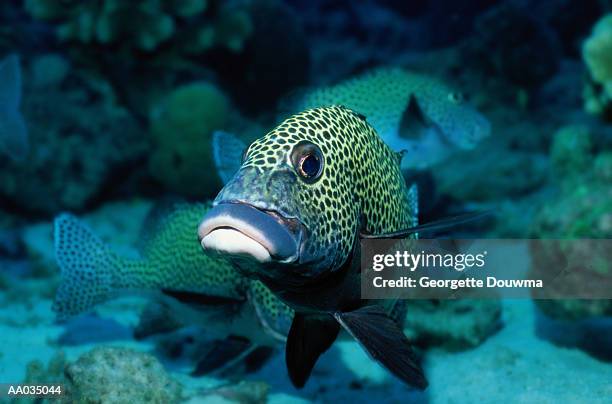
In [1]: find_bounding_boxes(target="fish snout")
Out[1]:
[198,202,302,265]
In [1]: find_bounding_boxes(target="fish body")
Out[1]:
[295,67,490,169]
[0,54,28,160]
[199,106,427,389]
[53,203,293,348]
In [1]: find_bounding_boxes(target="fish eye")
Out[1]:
[448,92,464,104]
[291,141,324,183]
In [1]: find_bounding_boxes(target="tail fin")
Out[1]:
[53,214,124,320]
[0,54,28,160]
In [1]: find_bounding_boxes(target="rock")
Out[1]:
[65,346,182,403]
[404,299,502,349]
[17,352,72,404]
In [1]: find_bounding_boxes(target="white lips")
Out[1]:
[201,228,271,263]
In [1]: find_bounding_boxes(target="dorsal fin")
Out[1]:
[395,150,406,165]
[398,94,430,140]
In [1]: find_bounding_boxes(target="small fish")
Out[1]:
[294,67,491,169]
[199,106,428,389]
[0,54,28,160]
[53,202,293,351]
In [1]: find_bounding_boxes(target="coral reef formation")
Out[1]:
[17,352,71,404]
[530,125,612,320]
[148,81,229,197]
[65,346,182,403]
[582,14,612,118]
[549,125,593,181]
[0,59,148,215]
[24,0,252,54]
[23,0,254,121]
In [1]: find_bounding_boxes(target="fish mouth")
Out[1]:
[198,202,303,264]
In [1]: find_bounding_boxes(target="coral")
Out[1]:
[404,300,502,349]
[594,151,612,181]
[550,125,593,180]
[583,15,612,90]
[582,14,612,118]
[530,138,612,320]
[65,346,182,403]
[24,0,252,54]
[148,81,229,197]
[0,66,148,215]
[532,173,611,240]
[16,352,72,404]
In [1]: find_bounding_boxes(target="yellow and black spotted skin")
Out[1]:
[214,106,417,277]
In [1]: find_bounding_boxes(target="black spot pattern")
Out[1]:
[239,106,417,272]
[52,205,250,319]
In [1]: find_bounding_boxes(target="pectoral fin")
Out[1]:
[361,210,492,239]
[334,305,428,390]
[285,313,340,388]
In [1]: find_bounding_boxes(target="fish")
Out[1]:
[293,67,491,169]
[0,54,28,160]
[199,106,428,389]
[53,202,294,371]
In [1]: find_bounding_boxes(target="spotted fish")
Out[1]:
[294,67,490,169]
[53,202,293,349]
[199,106,428,389]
